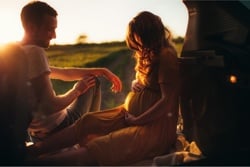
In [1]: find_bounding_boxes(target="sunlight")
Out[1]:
[0,9,23,45]
[54,0,188,44]
[0,0,188,45]
[0,29,23,45]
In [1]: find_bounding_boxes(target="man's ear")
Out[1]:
[25,22,38,35]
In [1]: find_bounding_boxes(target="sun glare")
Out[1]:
[0,0,188,45]
[0,9,23,45]
[0,29,23,45]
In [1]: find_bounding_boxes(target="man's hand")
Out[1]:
[73,75,96,95]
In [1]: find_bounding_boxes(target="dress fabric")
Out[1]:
[74,51,179,165]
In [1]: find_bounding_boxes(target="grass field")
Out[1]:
[47,41,183,109]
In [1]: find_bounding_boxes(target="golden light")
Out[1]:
[0,26,23,45]
[25,141,34,147]
[0,9,23,45]
[229,75,237,84]
[0,0,188,44]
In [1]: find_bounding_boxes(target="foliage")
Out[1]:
[47,42,127,67]
[172,36,184,44]
[76,34,88,44]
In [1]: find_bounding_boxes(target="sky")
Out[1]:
[0,0,188,45]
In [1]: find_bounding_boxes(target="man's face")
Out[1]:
[33,14,57,48]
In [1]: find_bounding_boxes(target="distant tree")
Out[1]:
[76,34,88,44]
[172,36,184,44]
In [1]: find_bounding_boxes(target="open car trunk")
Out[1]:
[179,0,250,165]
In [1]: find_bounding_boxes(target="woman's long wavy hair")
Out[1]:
[126,11,175,80]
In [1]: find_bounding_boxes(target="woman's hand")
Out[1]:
[131,79,145,92]
[102,68,122,93]
[123,110,138,126]
[73,75,96,95]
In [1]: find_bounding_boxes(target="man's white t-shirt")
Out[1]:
[21,45,67,134]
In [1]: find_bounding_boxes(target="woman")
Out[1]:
[29,11,180,165]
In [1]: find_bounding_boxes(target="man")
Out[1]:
[19,1,122,142]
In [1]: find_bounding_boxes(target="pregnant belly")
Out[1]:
[124,88,160,116]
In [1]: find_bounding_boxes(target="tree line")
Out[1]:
[75,34,184,45]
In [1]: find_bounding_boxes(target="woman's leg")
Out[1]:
[29,106,125,162]
[38,146,96,166]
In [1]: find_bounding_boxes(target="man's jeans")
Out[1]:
[29,78,101,142]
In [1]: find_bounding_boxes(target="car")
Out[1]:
[179,0,250,165]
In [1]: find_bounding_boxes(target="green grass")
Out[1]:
[47,42,127,67]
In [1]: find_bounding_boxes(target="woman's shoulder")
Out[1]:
[160,47,178,69]
[157,46,180,85]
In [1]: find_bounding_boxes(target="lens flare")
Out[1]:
[229,75,237,84]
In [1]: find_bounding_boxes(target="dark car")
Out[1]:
[179,0,250,165]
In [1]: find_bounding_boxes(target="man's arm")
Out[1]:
[31,73,95,115]
[49,66,103,81]
[50,66,122,93]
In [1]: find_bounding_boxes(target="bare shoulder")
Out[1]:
[160,47,179,70]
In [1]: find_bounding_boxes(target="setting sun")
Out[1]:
[0,8,23,45]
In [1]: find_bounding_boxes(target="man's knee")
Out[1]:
[94,77,100,89]
[88,77,101,93]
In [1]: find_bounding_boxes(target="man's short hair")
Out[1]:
[21,1,58,29]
